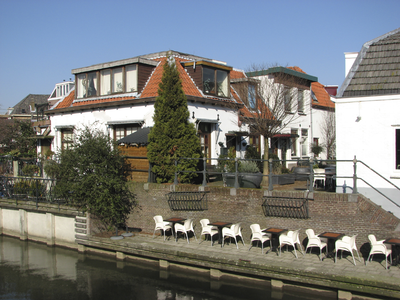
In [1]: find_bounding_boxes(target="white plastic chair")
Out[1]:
[335,234,361,265]
[174,219,196,243]
[249,224,271,253]
[222,225,238,249]
[313,168,325,188]
[279,229,303,258]
[231,223,245,245]
[305,229,327,260]
[153,215,172,241]
[184,219,197,241]
[199,219,218,246]
[366,234,392,269]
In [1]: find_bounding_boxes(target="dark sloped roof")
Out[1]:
[338,27,400,97]
[117,127,151,145]
[11,94,50,115]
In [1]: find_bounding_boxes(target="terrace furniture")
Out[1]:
[209,221,232,245]
[174,219,196,244]
[367,235,392,269]
[222,225,238,249]
[263,227,288,253]
[231,223,245,245]
[313,168,325,189]
[318,232,345,260]
[199,219,218,246]
[153,215,172,241]
[335,234,361,265]
[383,238,400,266]
[279,229,303,258]
[305,229,327,261]
[165,217,187,238]
[249,224,271,254]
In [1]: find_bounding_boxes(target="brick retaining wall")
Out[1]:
[110,183,400,255]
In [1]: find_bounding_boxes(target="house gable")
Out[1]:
[338,27,400,97]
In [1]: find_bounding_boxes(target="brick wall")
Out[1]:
[106,183,400,253]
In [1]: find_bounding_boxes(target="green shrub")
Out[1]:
[239,161,260,173]
[22,164,39,177]
[244,145,262,172]
[13,180,30,194]
[218,146,237,173]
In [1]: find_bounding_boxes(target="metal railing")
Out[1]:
[261,196,309,219]
[0,176,67,209]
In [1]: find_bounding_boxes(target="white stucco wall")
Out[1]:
[334,94,400,218]
[50,101,242,164]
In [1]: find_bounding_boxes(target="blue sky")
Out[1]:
[0,0,399,114]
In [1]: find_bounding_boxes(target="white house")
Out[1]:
[334,27,400,218]
[41,51,251,167]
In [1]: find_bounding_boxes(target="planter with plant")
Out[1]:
[239,161,262,188]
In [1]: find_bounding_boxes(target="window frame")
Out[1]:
[76,64,138,100]
[202,67,229,98]
[113,124,140,141]
[298,89,304,113]
[61,128,74,150]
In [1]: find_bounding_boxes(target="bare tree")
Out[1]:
[231,65,313,186]
[320,110,336,160]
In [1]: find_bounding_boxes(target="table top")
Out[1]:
[384,238,400,245]
[165,217,186,222]
[319,232,345,239]
[263,228,287,234]
[209,221,232,227]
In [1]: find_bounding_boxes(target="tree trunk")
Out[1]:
[261,136,269,187]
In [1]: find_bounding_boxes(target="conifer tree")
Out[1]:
[147,54,201,183]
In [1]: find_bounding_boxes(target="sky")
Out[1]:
[0,0,399,114]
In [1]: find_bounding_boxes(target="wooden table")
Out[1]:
[384,238,400,266]
[208,222,232,245]
[319,232,345,260]
[263,227,288,253]
[165,217,186,238]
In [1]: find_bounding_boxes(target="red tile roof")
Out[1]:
[289,66,334,109]
[54,90,75,109]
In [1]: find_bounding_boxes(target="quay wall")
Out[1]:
[123,183,400,249]
[0,199,85,249]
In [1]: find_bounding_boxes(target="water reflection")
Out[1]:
[0,235,329,300]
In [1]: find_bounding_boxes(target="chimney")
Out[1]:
[344,52,358,77]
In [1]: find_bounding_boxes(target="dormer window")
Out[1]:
[203,67,228,97]
[76,64,138,99]
[248,84,256,109]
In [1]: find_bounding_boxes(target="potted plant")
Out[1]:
[310,143,323,158]
[239,161,262,188]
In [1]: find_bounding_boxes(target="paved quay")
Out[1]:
[77,232,400,300]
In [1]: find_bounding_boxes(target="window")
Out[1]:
[203,67,229,97]
[301,129,308,156]
[125,64,137,92]
[284,87,292,112]
[291,129,298,156]
[76,65,137,99]
[100,70,111,95]
[113,124,140,141]
[112,67,123,93]
[298,89,304,113]
[249,135,260,153]
[77,72,97,99]
[198,123,212,163]
[248,84,256,109]
[61,128,74,149]
[396,129,400,169]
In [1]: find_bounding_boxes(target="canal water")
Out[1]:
[0,235,332,300]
